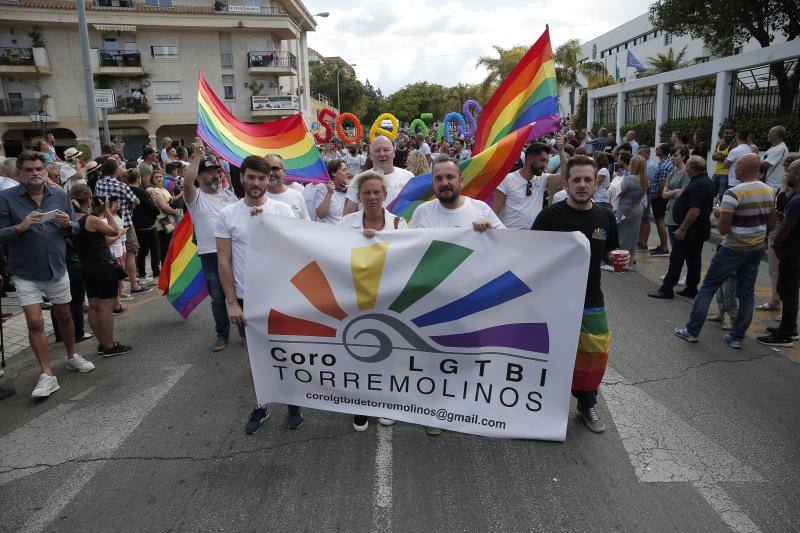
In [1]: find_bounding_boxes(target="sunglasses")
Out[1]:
[269,166,285,172]
[526,181,533,196]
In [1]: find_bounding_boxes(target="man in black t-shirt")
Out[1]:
[649,156,715,299]
[533,154,625,433]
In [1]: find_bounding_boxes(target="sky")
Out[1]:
[305,0,654,96]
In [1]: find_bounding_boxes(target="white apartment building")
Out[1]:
[0,0,319,159]
[558,13,788,118]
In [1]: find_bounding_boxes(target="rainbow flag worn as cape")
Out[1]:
[388,123,536,220]
[158,212,208,318]
[196,73,329,183]
[473,27,560,153]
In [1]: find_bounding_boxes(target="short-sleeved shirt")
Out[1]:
[719,181,775,252]
[266,188,310,220]
[725,144,752,187]
[763,142,788,191]
[652,158,673,195]
[185,187,237,255]
[593,168,611,204]
[346,167,414,209]
[342,153,366,176]
[215,199,296,299]
[672,173,715,235]
[410,197,504,229]
[496,170,549,229]
[419,142,432,157]
[532,202,619,308]
[313,187,347,225]
[780,193,800,246]
[339,209,407,231]
[94,176,138,229]
[664,168,690,226]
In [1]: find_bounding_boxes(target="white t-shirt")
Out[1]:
[339,209,408,230]
[0,176,18,191]
[552,189,568,203]
[763,142,788,191]
[496,170,549,230]
[410,197,505,229]
[725,144,752,186]
[342,153,366,176]
[185,187,238,255]
[287,181,305,193]
[302,182,321,221]
[266,188,309,220]
[419,142,431,157]
[628,139,639,155]
[101,215,126,258]
[215,199,296,299]
[346,167,414,208]
[59,162,77,184]
[313,187,348,225]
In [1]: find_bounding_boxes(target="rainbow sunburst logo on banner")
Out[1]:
[267,240,550,362]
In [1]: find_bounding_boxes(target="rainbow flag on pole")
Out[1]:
[388,123,536,220]
[196,73,328,183]
[473,27,560,153]
[158,212,208,319]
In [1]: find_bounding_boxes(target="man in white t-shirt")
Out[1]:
[761,125,788,191]
[414,133,432,165]
[263,154,310,220]
[185,146,238,352]
[215,154,302,435]
[343,135,414,216]
[342,144,366,176]
[492,142,562,229]
[723,129,754,187]
[625,131,639,157]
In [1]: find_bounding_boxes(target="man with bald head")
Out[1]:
[761,125,788,192]
[676,153,776,349]
[342,135,414,216]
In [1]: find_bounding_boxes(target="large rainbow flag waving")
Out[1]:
[158,212,208,319]
[473,27,560,153]
[196,73,329,183]
[388,123,536,220]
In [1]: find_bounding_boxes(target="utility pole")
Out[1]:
[77,0,101,157]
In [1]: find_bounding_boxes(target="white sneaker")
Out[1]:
[601,264,614,272]
[66,354,95,373]
[678,276,687,286]
[31,373,60,398]
[378,418,396,426]
[137,276,152,285]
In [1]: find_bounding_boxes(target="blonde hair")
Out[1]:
[406,149,429,176]
[352,170,388,193]
[629,155,649,190]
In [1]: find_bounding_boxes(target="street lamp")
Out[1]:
[336,63,356,113]
[314,11,329,17]
[29,111,50,139]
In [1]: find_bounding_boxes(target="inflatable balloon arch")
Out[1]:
[313,100,483,144]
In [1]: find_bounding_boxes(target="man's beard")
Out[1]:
[437,188,459,205]
[246,187,263,199]
[209,178,219,192]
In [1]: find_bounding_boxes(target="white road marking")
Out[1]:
[68,386,97,402]
[602,366,762,533]
[2,365,190,533]
[372,423,393,532]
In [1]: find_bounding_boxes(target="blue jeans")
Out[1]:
[712,174,729,201]
[200,253,230,339]
[686,246,764,341]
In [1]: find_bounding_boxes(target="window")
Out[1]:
[151,37,178,58]
[219,32,233,69]
[222,75,235,100]
[153,81,182,103]
[145,0,173,6]
[592,44,597,60]
[664,32,673,45]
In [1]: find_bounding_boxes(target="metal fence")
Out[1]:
[625,89,657,123]
[594,96,617,125]
[99,50,141,67]
[0,47,34,66]
[0,98,42,116]
[730,59,799,119]
[220,53,233,69]
[247,51,297,70]
[667,76,716,120]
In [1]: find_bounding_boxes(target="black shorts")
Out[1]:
[82,264,118,299]
[651,196,668,219]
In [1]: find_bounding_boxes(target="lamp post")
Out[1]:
[336,63,356,113]
[29,111,50,139]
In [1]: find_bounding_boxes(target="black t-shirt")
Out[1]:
[532,202,619,308]
[131,186,160,229]
[673,173,715,234]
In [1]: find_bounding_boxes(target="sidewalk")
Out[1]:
[0,292,54,364]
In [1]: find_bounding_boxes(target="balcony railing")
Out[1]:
[0,98,42,116]
[251,95,298,111]
[215,4,289,16]
[99,50,142,68]
[220,53,233,69]
[247,51,297,70]
[108,96,150,114]
[0,47,34,66]
[94,0,134,7]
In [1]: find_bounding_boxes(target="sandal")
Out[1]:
[757,302,780,311]
[707,313,725,322]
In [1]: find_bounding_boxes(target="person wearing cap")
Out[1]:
[59,147,83,185]
[185,143,238,352]
[64,160,99,196]
[138,147,159,186]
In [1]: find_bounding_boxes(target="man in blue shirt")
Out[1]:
[645,143,673,256]
[0,152,95,398]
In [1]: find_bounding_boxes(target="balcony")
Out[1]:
[0,47,51,75]
[92,50,144,76]
[93,0,134,7]
[251,95,299,118]
[247,51,297,77]
[106,96,150,121]
[215,4,289,16]
[0,97,58,123]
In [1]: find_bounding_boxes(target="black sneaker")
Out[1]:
[212,337,228,352]
[649,247,670,257]
[352,415,369,432]
[578,406,606,433]
[286,405,304,429]
[98,342,132,357]
[131,286,153,294]
[756,333,794,347]
[766,326,799,341]
[245,406,270,435]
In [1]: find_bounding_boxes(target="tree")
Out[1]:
[309,62,365,114]
[641,46,690,76]
[650,0,799,114]
[554,39,610,115]
[387,82,446,123]
[361,79,385,127]
[476,45,527,101]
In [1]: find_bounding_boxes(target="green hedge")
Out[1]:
[659,117,713,149]
[592,123,616,137]
[724,115,800,151]
[621,121,656,148]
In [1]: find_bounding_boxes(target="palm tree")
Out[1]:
[476,45,527,101]
[642,46,690,76]
[555,39,610,115]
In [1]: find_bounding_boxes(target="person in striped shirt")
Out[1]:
[675,153,776,349]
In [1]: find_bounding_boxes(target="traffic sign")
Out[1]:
[94,89,115,109]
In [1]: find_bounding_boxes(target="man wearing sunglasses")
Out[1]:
[492,141,562,229]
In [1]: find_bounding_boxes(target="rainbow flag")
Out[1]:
[158,212,208,318]
[196,73,329,183]
[388,123,535,220]
[473,27,560,153]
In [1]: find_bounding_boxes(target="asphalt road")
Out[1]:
[0,239,798,533]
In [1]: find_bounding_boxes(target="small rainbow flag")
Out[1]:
[388,123,535,220]
[158,212,208,318]
[196,73,329,183]
[473,27,560,153]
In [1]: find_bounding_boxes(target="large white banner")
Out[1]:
[244,215,589,440]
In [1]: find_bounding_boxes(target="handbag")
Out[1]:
[158,214,177,234]
[112,259,128,281]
